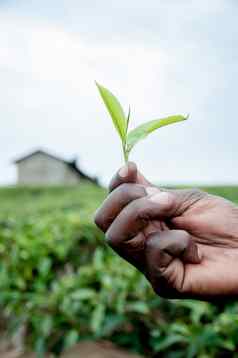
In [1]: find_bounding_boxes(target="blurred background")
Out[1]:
[1,0,238,186]
[1,1,238,357]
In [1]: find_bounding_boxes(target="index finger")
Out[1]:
[94,183,148,232]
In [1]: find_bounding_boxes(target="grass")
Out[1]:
[202,186,238,203]
[0,183,106,218]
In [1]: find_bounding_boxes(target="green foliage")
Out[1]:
[0,185,238,356]
[126,115,187,154]
[96,82,187,162]
[95,82,127,142]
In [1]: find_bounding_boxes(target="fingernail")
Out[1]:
[149,192,171,206]
[119,165,128,178]
[146,187,160,196]
[197,248,203,262]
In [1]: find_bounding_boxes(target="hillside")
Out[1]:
[0,183,106,218]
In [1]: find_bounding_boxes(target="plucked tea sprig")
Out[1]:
[96,82,188,163]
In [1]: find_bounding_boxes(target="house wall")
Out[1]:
[17,153,80,185]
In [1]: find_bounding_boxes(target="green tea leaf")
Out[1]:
[96,82,127,141]
[126,105,131,135]
[126,115,187,154]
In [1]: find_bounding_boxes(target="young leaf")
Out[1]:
[126,115,188,154]
[126,105,131,135]
[96,82,127,141]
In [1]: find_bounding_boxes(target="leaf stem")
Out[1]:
[123,142,129,163]
[122,106,131,163]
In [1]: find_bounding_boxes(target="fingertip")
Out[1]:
[118,162,137,179]
[109,162,138,192]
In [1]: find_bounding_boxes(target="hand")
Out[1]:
[95,162,238,300]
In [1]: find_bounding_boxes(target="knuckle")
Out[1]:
[172,188,207,214]
[116,183,133,200]
[189,188,206,201]
[135,201,151,222]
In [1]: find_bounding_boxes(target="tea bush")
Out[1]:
[0,184,238,357]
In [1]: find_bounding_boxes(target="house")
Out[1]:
[14,149,98,186]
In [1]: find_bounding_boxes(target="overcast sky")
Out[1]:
[1,0,238,186]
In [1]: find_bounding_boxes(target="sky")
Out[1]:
[0,0,238,186]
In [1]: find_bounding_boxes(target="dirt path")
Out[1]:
[61,341,142,358]
[0,341,143,358]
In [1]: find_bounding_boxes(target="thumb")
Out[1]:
[109,162,151,192]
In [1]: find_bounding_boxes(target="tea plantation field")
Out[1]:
[0,184,238,357]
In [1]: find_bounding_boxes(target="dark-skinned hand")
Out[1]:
[94,162,238,300]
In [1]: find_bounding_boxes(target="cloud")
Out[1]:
[0,14,169,183]
[0,1,238,186]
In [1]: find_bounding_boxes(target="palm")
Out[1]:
[169,194,238,298]
[136,174,238,298]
